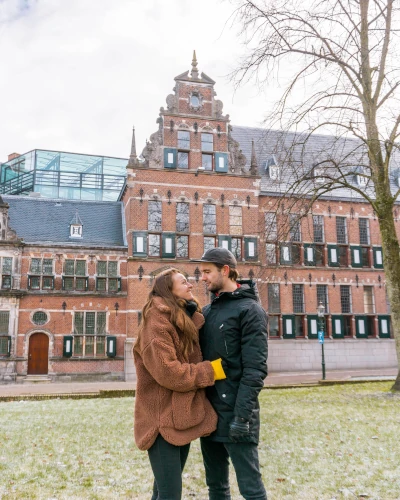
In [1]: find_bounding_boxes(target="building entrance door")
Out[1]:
[28,333,49,375]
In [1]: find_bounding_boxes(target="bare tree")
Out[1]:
[231,0,400,389]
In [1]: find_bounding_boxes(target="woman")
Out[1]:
[134,268,225,500]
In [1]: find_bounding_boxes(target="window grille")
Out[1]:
[231,237,242,259]
[336,217,347,244]
[73,311,107,357]
[32,311,48,325]
[178,130,190,149]
[316,285,328,312]
[148,201,162,231]
[176,235,189,258]
[64,260,75,275]
[201,133,213,152]
[203,204,216,234]
[30,258,41,274]
[359,218,370,245]
[176,203,190,233]
[229,206,242,236]
[363,286,375,313]
[265,212,277,240]
[340,285,351,313]
[204,237,215,252]
[268,284,280,313]
[0,311,9,334]
[85,312,96,335]
[289,214,301,241]
[177,152,189,169]
[97,261,107,276]
[0,336,9,356]
[313,215,324,242]
[292,284,304,313]
[108,261,118,277]
[43,259,52,274]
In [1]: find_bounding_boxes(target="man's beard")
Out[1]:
[207,273,224,294]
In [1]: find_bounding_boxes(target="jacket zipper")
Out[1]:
[219,323,228,355]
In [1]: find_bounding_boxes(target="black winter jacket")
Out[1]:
[199,281,268,443]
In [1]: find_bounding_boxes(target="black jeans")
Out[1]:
[200,438,267,500]
[147,434,190,500]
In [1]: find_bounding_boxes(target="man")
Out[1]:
[197,247,268,500]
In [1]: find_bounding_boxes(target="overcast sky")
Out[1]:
[0,0,285,163]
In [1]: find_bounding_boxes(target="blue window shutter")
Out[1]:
[378,315,391,338]
[214,152,228,173]
[218,235,231,250]
[373,247,384,268]
[244,237,258,261]
[162,233,176,258]
[106,336,117,357]
[163,148,177,169]
[307,315,319,339]
[282,315,295,338]
[351,246,362,268]
[133,232,148,257]
[331,315,344,338]
[304,244,315,266]
[328,245,339,267]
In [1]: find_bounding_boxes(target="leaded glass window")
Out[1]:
[177,152,189,169]
[363,286,375,313]
[43,259,53,274]
[176,203,190,233]
[204,237,215,252]
[202,154,213,170]
[336,216,347,244]
[340,285,351,313]
[149,234,161,256]
[231,237,242,259]
[75,260,86,276]
[108,261,118,277]
[0,311,10,334]
[268,284,280,313]
[64,260,75,275]
[148,201,162,231]
[313,215,324,242]
[176,235,189,258]
[359,218,370,245]
[30,258,41,274]
[289,214,301,242]
[201,133,213,152]
[292,284,304,313]
[97,261,107,276]
[317,285,328,312]
[229,206,242,236]
[203,204,216,234]
[178,130,190,149]
[265,212,277,240]
[266,243,277,264]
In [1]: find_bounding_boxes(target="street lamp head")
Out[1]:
[317,301,325,317]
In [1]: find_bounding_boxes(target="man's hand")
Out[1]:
[229,416,250,442]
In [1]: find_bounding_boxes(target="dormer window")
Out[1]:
[265,156,279,179]
[313,167,326,184]
[356,171,367,186]
[70,210,83,238]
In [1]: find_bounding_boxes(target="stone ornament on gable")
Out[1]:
[166,94,177,113]
[141,116,164,168]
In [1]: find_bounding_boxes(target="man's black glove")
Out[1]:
[229,416,250,442]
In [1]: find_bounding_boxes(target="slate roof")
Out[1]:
[3,195,127,248]
[230,125,400,201]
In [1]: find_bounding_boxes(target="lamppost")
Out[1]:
[317,301,326,380]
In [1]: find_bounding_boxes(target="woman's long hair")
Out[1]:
[137,268,200,358]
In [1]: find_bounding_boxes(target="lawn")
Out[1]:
[0,382,399,499]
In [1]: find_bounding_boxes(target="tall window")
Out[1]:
[176,236,189,258]
[292,284,304,313]
[289,214,301,241]
[203,237,216,252]
[96,261,120,292]
[229,205,242,235]
[340,285,351,313]
[176,203,190,233]
[313,215,324,242]
[177,131,190,169]
[336,216,347,244]
[268,284,280,313]
[201,133,213,152]
[317,285,328,313]
[203,204,216,234]
[359,218,370,245]
[73,311,107,357]
[266,243,277,264]
[231,237,242,259]
[28,258,54,290]
[1,257,12,290]
[63,260,87,291]
[265,212,277,240]
[148,200,162,257]
[363,286,375,313]
[0,311,10,356]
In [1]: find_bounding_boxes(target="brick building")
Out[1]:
[0,53,397,383]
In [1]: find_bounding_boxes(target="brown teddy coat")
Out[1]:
[134,297,217,451]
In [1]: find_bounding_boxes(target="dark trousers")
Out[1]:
[147,434,190,500]
[200,438,267,500]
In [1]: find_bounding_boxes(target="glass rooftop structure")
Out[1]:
[0,149,128,201]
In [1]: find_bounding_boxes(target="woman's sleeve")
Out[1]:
[140,328,215,393]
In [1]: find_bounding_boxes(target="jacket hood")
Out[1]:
[151,296,205,329]
[211,279,259,303]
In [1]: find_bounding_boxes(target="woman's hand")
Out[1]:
[210,358,226,380]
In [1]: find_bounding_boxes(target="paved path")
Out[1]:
[0,367,397,399]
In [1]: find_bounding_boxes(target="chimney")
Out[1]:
[8,153,20,161]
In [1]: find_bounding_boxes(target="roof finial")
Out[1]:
[250,139,258,175]
[191,50,199,79]
[128,125,139,167]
